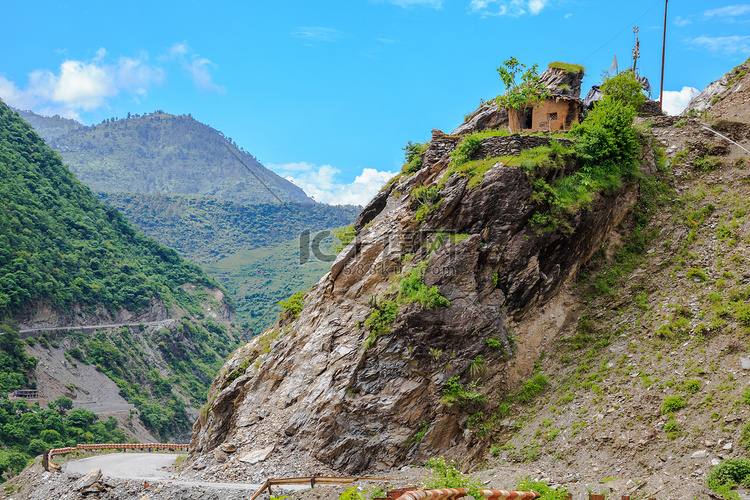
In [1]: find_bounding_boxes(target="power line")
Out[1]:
[579,0,662,65]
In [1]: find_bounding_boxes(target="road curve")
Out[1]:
[64,453,298,492]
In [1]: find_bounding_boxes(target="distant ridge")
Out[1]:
[13,108,312,205]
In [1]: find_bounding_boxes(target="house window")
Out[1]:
[523,108,534,130]
[547,112,558,121]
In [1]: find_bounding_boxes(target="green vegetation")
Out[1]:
[0,102,227,320]
[395,261,450,309]
[278,291,305,320]
[422,456,484,499]
[97,192,360,264]
[402,141,429,175]
[514,374,549,404]
[599,69,647,111]
[203,235,337,332]
[364,300,399,349]
[496,57,551,112]
[0,323,37,395]
[0,398,126,482]
[21,110,310,205]
[441,377,487,407]
[51,321,234,439]
[527,72,644,232]
[548,62,585,75]
[661,394,687,414]
[516,476,571,500]
[707,458,750,499]
[333,224,356,253]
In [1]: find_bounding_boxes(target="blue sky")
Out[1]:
[2,1,749,206]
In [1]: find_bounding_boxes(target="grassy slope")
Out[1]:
[203,235,338,333]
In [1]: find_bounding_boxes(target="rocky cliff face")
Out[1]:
[188,112,654,476]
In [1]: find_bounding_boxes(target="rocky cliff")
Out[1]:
[188,113,654,476]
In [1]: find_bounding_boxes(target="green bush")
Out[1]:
[396,262,450,309]
[402,141,428,175]
[661,394,687,414]
[600,69,646,111]
[707,458,750,493]
[363,300,399,349]
[422,456,484,499]
[516,476,571,500]
[333,224,355,253]
[278,291,305,320]
[514,374,549,404]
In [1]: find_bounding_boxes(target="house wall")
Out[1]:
[530,98,581,132]
[507,98,582,133]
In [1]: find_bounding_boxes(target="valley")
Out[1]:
[3,53,750,500]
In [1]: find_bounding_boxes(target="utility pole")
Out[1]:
[660,0,668,113]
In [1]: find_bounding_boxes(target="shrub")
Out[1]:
[515,374,549,404]
[278,291,305,320]
[402,141,428,175]
[496,57,550,113]
[661,394,687,414]
[396,262,450,309]
[516,476,571,500]
[333,224,355,253]
[441,377,487,407]
[363,300,399,349]
[600,69,646,111]
[707,458,750,493]
[422,457,484,499]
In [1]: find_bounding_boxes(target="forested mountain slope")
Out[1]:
[96,192,359,264]
[0,100,242,449]
[14,109,312,205]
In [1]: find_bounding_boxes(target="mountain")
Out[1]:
[183,65,750,500]
[95,192,359,264]
[13,109,312,205]
[0,100,242,450]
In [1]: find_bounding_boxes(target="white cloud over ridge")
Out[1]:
[270,162,396,206]
[0,43,225,119]
[470,0,549,16]
[0,51,165,119]
[658,87,700,116]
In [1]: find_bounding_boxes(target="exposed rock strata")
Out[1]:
[189,128,646,474]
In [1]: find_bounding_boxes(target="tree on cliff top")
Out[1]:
[495,57,551,111]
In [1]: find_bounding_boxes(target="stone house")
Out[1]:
[507,95,583,133]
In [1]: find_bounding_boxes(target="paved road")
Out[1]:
[64,453,307,492]
[19,319,175,335]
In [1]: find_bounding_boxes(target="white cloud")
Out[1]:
[374,0,443,8]
[688,35,750,55]
[674,16,691,27]
[187,58,225,93]
[704,4,750,20]
[0,53,165,119]
[470,0,550,16]
[270,162,396,206]
[657,87,700,116]
[292,27,343,42]
[159,42,224,93]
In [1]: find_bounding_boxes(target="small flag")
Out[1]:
[609,55,618,74]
